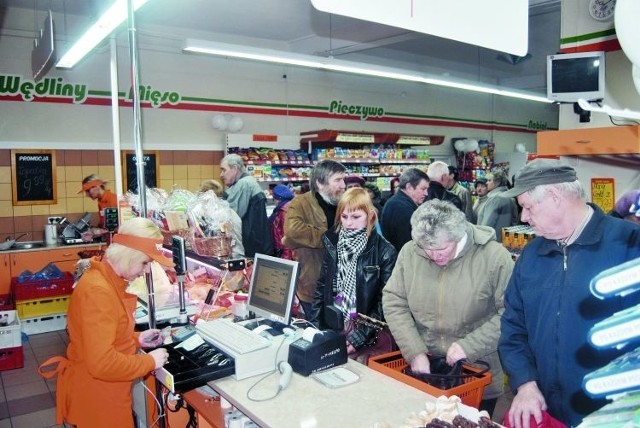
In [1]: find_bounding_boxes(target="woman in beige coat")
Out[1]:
[382,199,514,415]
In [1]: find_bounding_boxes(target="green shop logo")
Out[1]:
[0,74,87,103]
[527,120,548,130]
[127,85,181,108]
[328,100,384,120]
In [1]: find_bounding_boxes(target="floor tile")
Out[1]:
[27,333,64,349]
[0,401,8,420]
[7,392,55,418]
[10,406,59,428]
[2,366,44,387]
[4,379,48,401]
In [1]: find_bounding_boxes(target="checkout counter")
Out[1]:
[168,358,480,428]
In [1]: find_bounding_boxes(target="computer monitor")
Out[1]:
[246,253,299,325]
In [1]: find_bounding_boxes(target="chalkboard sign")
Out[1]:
[122,151,159,193]
[11,149,57,206]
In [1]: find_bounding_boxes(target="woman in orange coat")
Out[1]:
[40,217,172,428]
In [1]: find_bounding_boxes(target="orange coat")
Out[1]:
[40,259,155,428]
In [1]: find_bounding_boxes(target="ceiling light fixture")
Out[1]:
[56,0,150,69]
[184,39,552,104]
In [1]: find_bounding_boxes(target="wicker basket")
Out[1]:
[188,233,232,257]
[160,228,191,247]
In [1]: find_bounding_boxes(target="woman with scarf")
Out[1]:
[269,184,295,259]
[309,188,397,363]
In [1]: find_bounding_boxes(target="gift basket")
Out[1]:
[186,191,237,257]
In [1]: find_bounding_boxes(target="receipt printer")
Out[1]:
[287,328,347,376]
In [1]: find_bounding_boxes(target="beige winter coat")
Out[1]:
[382,223,514,399]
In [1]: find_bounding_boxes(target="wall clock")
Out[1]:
[589,0,616,21]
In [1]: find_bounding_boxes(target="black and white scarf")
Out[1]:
[336,227,368,321]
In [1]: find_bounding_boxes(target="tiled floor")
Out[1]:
[0,330,70,428]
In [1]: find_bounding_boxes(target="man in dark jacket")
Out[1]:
[380,168,429,253]
[425,161,463,211]
[498,159,640,428]
[220,154,273,257]
[283,160,346,318]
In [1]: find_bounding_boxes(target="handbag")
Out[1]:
[402,355,490,390]
[347,313,396,364]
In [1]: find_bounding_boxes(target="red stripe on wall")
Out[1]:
[0,96,536,134]
[561,39,621,53]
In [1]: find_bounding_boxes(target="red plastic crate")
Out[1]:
[0,346,24,371]
[12,272,74,301]
[0,294,14,311]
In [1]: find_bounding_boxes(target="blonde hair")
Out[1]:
[105,217,163,273]
[200,179,224,197]
[334,188,377,236]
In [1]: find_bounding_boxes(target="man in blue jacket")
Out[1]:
[498,159,640,427]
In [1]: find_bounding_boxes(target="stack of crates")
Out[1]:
[0,297,24,371]
[12,272,74,335]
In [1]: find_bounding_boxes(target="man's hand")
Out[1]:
[508,381,547,428]
[446,342,467,366]
[409,353,431,373]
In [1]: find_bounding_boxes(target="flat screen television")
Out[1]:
[547,51,605,103]
[246,253,299,325]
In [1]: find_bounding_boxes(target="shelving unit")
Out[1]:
[300,129,446,191]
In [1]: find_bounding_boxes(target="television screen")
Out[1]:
[547,51,605,103]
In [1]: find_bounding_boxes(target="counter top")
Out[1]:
[207,359,477,428]
[0,241,105,254]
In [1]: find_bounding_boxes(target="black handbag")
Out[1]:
[402,355,490,390]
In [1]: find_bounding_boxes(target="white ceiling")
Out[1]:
[1,0,561,95]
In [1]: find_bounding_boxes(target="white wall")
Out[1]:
[0,8,558,156]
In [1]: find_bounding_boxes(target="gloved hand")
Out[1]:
[139,329,165,348]
[149,348,169,370]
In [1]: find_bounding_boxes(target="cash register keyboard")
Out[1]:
[196,318,270,355]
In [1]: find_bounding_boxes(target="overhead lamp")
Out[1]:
[184,39,552,104]
[56,0,150,69]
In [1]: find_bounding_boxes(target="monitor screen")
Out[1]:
[547,51,605,103]
[246,253,299,325]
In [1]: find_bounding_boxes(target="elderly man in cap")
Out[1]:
[498,159,640,428]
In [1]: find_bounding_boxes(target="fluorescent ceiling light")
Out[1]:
[56,0,150,69]
[184,39,552,104]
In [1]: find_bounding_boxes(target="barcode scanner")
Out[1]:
[277,361,293,391]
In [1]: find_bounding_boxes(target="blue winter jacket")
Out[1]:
[499,205,640,426]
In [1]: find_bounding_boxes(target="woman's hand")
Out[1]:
[139,329,164,348]
[410,353,431,373]
[149,348,169,370]
[446,342,467,366]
